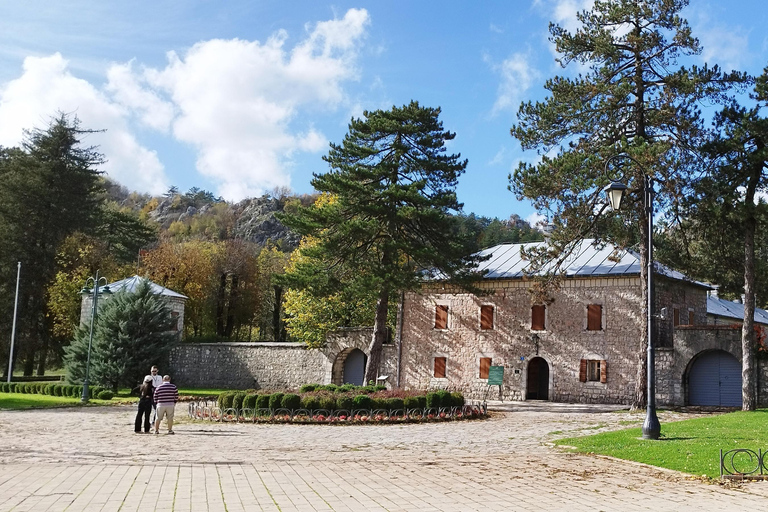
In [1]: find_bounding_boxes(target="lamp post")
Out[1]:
[80,271,110,403]
[603,155,661,440]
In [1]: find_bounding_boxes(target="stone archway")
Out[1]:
[331,347,369,385]
[526,357,550,400]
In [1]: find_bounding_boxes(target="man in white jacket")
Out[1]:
[144,365,163,423]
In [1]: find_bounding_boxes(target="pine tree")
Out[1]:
[64,280,177,392]
[280,101,482,383]
[509,0,745,408]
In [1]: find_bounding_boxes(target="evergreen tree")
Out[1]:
[64,280,177,392]
[509,0,743,408]
[280,101,482,383]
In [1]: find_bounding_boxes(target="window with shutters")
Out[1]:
[673,308,680,326]
[433,357,446,378]
[586,304,602,331]
[579,359,608,383]
[479,357,492,379]
[688,310,695,326]
[480,305,494,330]
[434,305,449,330]
[531,305,546,331]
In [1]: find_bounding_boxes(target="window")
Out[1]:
[480,305,494,330]
[531,305,546,331]
[434,305,449,329]
[587,304,602,331]
[479,357,492,379]
[579,359,607,383]
[688,310,695,326]
[434,357,446,378]
[170,311,180,332]
[673,308,680,326]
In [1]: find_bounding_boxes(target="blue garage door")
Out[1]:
[343,349,367,386]
[689,350,742,407]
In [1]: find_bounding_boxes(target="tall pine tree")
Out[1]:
[280,101,482,383]
[509,0,744,408]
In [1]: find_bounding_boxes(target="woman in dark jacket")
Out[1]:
[135,376,154,433]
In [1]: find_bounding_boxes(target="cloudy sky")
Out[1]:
[0,1,765,222]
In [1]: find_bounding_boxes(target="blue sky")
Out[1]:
[0,1,766,223]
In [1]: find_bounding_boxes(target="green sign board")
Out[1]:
[488,366,504,386]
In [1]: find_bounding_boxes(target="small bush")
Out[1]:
[386,397,405,410]
[268,392,284,410]
[336,396,354,411]
[450,392,465,407]
[53,384,63,396]
[318,396,337,411]
[90,386,105,399]
[360,385,377,394]
[301,395,320,410]
[375,385,386,391]
[0,383,7,392]
[299,383,319,393]
[255,394,270,410]
[69,386,80,398]
[232,392,247,410]
[370,397,387,410]
[281,393,301,410]
[435,390,451,408]
[96,390,114,400]
[243,393,259,409]
[323,384,339,393]
[339,383,356,393]
[218,391,237,410]
[43,384,54,395]
[352,394,372,410]
[425,392,441,409]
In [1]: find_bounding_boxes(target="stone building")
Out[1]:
[80,275,187,334]
[397,239,767,407]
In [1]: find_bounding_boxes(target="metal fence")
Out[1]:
[187,400,488,424]
[720,449,768,480]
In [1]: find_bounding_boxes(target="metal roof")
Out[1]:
[475,238,708,287]
[94,275,188,300]
[707,296,768,325]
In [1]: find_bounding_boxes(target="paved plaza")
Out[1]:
[1,401,767,511]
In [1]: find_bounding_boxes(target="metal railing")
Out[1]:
[720,449,768,480]
[188,400,487,424]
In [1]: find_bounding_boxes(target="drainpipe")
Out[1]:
[396,291,405,388]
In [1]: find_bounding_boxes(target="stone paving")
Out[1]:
[1,401,767,511]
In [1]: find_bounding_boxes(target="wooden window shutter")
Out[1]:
[479,357,492,379]
[435,305,448,329]
[673,308,680,326]
[434,357,446,378]
[688,310,695,326]
[480,305,494,330]
[579,359,587,382]
[600,360,608,383]
[531,305,546,330]
[587,304,602,331]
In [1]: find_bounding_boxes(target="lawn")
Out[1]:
[0,392,113,409]
[554,409,768,478]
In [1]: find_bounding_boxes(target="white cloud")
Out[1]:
[489,53,540,115]
[550,0,593,34]
[526,211,548,230]
[694,14,750,71]
[105,61,175,132]
[136,8,370,200]
[0,53,169,194]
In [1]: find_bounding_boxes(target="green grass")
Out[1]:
[0,392,113,409]
[554,409,768,478]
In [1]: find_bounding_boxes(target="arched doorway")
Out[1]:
[526,357,549,400]
[343,349,367,385]
[688,350,742,407]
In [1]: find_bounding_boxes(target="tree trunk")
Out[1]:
[364,285,389,385]
[224,274,238,338]
[741,165,760,411]
[273,285,283,341]
[631,190,649,410]
[36,335,48,376]
[215,273,227,336]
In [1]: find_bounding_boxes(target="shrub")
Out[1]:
[281,393,301,410]
[323,384,339,393]
[53,384,63,396]
[96,390,114,400]
[301,396,320,410]
[425,392,441,409]
[336,396,354,411]
[360,385,377,394]
[375,385,386,391]
[0,383,7,392]
[43,384,54,395]
[370,397,388,410]
[435,390,451,408]
[218,391,237,410]
[386,397,405,411]
[268,393,284,410]
[255,394,270,410]
[232,392,247,410]
[450,392,465,407]
[317,396,336,411]
[339,384,356,393]
[352,394,372,410]
[299,383,319,393]
[243,394,259,410]
[90,386,105,399]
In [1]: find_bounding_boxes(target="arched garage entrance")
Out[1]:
[342,349,367,385]
[526,357,549,400]
[687,350,742,407]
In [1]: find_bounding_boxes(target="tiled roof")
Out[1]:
[473,238,709,287]
[707,296,768,325]
[93,275,188,300]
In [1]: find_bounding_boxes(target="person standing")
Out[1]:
[134,376,154,433]
[144,365,163,423]
[153,375,179,434]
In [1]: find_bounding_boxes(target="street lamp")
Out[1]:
[80,271,110,403]
[603,154,661,440]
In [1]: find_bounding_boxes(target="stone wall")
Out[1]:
[399,276,706,404]
[169,328,398,390]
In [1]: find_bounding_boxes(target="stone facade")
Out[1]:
[398,275,706,404]
[169,328,398,390]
